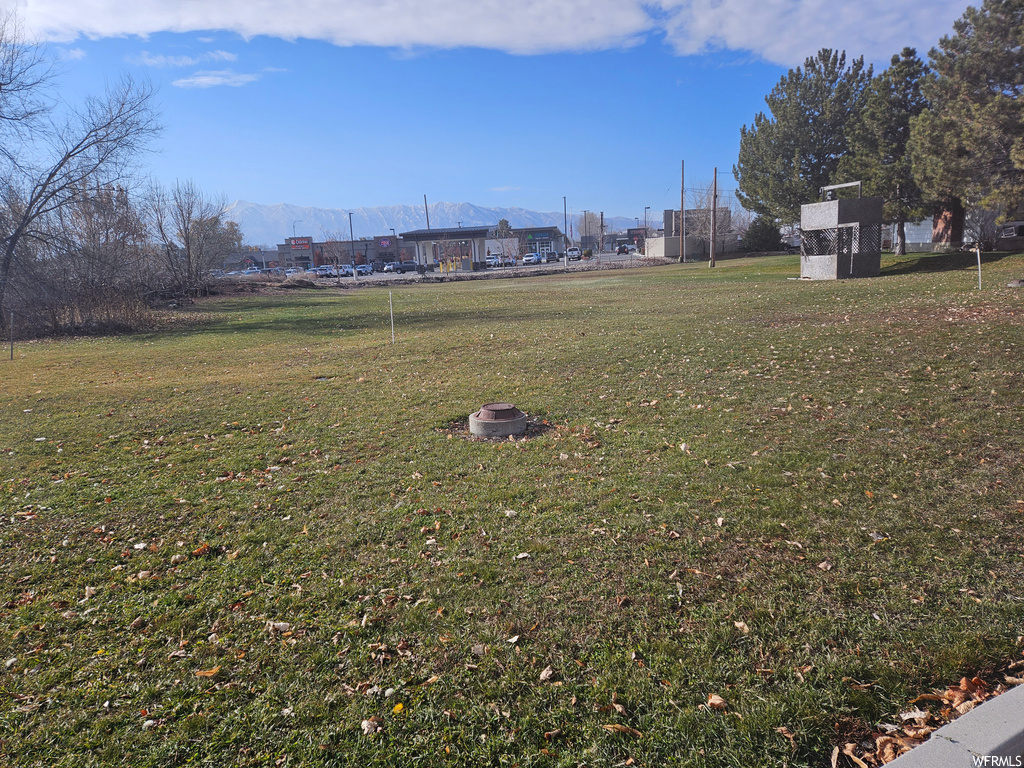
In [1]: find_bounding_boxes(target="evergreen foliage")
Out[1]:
[839,48,930,254]
[742,216,783,252]
[734,49,872,222]
[910,0,1024,217]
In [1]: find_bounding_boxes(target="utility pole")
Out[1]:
[644,206,650,254]
[710,167,718,268]
[582,210,589,254]
[600,212,604,256]
[423,195,431,230]
[680,160,686,263]
[563,196,568,266]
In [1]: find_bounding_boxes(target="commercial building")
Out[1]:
[275,235,414,270]
[400,225,567,269]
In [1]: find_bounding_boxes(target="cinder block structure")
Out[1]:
[800,196,884,280]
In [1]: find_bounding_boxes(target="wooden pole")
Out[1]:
[9,311,13,361]
[710,167,717,268]
[680,160,685,263]
[423,195,431,230]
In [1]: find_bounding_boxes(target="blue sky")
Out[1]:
[19,0,971,223]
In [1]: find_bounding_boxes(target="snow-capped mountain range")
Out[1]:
[224,200,638,247]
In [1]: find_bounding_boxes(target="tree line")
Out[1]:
[0,12,243,338]
[733,0,1023,255]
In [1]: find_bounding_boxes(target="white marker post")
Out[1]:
[389,292,395,344]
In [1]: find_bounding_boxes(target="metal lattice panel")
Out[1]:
[802,229,837,256]
[860,223,882,254]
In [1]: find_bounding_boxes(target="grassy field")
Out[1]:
[1,251,1022,766]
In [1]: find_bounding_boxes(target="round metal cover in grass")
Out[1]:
[469,403,527,437]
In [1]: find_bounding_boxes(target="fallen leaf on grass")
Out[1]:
[601,724,642,738]
[543,728,562,740]
[734,621,749,634]
[775,726,797,751]
[818,560,833,571]
[707,694,727,711]
[842,743,870,768]
[539,665,555,682]
[195,665,221,678]
[360,716,383,735]
[898,708,929,722]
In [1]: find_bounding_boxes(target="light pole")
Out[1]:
[390,228,397,268]
[563,196,568,266]
[292,219,302,238]
[349,212,357,280]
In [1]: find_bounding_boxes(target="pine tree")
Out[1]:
[734,49,872,223]
[839,48,929,255]
[910,0,1024,218]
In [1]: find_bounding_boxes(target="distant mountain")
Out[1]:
[224,200,637,247]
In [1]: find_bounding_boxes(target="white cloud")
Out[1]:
[171,69,260,88]
[652,0,969,65]
[132,49,237,67]
[21,0,970,65]
[58,47,86,60]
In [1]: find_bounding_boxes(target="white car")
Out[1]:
[523,253,543,265]
[566,247,582,260]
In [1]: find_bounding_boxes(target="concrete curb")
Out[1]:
[888,683,1024,767]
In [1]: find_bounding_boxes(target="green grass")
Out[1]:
[2,251,1023,766]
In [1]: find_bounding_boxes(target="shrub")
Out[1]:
[743,216,783,252]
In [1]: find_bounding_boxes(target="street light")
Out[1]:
[563,196,568,266]
[292,219,302,238]
[582,210,589,255]
[349,212,357,280]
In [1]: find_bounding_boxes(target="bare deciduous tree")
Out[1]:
[148,180,236,295]
[577,212,602,253]
[0,14,159,333]
[0,11,52,164]
[687,183,738,258]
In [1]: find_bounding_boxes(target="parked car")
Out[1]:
[545,251,559,263]
[383,262,400,273]
[355,264,372,276]
[397,261,419,273]
[616,244,628,254]
[566,247,582,260]
[285,268,301,276]
[485,255,501,268]
[523,253,543,265]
